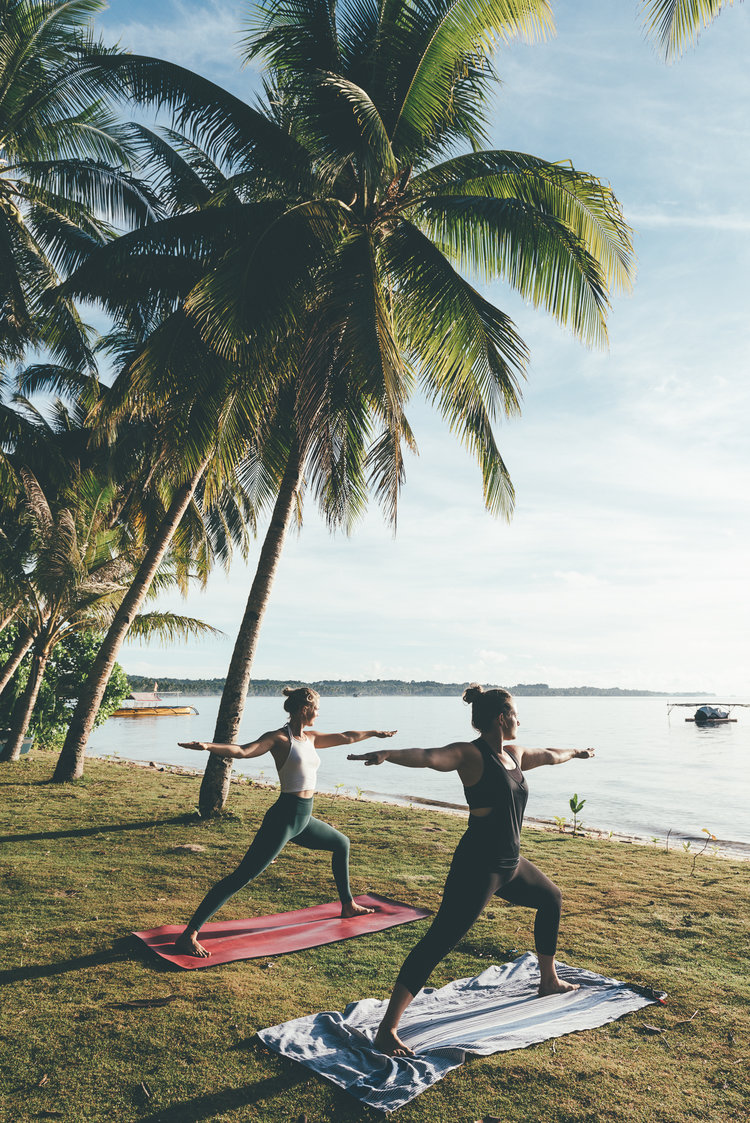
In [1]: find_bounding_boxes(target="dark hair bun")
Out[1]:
[282,686,295,697]
[462,683,484,704]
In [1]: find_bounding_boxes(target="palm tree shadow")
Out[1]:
[0,814,195,845]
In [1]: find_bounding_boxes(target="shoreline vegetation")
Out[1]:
[2,756,748,1123]
[125,676,708,698]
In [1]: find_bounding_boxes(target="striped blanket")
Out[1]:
[258,952,664,1112]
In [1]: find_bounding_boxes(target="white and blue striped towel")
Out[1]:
[258,952,663,1112]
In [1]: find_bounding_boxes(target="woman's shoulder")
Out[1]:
[449,738,483,760]
[266,725,291,747]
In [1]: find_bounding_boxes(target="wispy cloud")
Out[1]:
[98,1,257,90]
[628,210,750,231]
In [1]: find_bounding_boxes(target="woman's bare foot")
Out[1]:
[341,900,375,918]
[173,931,210,958]
[374,1026,414,1057]
[538,976,579,996]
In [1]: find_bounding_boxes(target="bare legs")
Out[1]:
[174,930,209,957]
[537,952,578,996]
[373,983,417,1056]
[341,899,374,917]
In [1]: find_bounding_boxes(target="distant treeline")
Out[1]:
[125,677,691,698]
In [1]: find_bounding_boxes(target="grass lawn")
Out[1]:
[1,756,748,1123]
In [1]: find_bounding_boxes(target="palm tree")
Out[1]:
[46,300,281,780]
[0,340,265,776]
[62,0,634,811]
[640,0,739,57]
[50,118,304,782]
[193,0,636,813]
[0,0,158,369]
[0,464,221,761]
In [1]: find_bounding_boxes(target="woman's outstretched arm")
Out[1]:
[516,746,595,771]
[312,729,397,749]
[347,742,468,771]
[178,731,279,760]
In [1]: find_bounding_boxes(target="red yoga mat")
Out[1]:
[132,893,430,970]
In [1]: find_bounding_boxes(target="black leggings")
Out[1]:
[186,794,352,933]
[397,830,562,996]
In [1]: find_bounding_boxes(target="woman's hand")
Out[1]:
[373,730,397,739]
[348,750,391,766]
[178,741,208,752]
[576,747,596,759]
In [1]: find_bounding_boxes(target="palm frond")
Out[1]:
[388,0,554,153]
[125,611,224,644]
[640,0,736,57]
[411,150,635,295]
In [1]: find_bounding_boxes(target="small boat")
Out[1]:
[667,702,749,724]
[112,682,198,718]
[0,733,34,754]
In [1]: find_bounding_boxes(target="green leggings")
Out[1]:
[187,793,352,933]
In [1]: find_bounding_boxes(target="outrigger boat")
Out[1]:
[667,702,750,724]
[112,682,198,718]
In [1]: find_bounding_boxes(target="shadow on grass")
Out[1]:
[0,815,194,844]
[134,1066,312,1123]
[0,937,148,986]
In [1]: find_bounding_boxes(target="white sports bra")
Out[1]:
[277,723,321,793]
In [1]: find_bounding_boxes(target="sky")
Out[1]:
[92,0,750,693]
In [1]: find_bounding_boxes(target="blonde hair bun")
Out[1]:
[282,685,320,714]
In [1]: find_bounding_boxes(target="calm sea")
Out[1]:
[88,695,750,847]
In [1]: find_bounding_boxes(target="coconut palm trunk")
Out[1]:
[0,647,49,761]
[0,628,34,699]
[52,460,210,782]
[198,442,305,817]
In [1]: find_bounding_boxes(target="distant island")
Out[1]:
[125,676,704,698]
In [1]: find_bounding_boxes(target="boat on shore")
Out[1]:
[112,683,198,718]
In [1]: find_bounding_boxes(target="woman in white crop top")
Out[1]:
[175,686,395,957]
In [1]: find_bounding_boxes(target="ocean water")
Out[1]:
[88,694,750,846]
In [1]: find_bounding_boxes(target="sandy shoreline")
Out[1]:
[106,754,750,863]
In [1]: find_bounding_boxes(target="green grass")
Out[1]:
[1,757,748,1123]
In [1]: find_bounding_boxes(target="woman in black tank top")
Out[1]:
[349,684,595,1057]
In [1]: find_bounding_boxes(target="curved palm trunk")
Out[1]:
[0,628,34,699]
[198,444,304,817]
[0,609,17,636]
[52,461,210,783]
[0,648,49,762]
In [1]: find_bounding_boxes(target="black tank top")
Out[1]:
[462,738,528,864]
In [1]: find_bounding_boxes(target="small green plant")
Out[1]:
[690,828,718,876]
[334,782,348,796]
[553,815,568,833]
[682,840,692,852]
[354,786,364,800]
[569,793,586,835]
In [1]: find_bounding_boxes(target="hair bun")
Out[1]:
[282,686,295,697]
[462,683,484,704]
